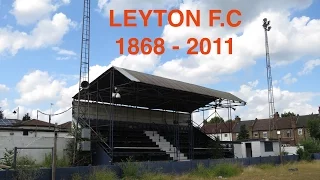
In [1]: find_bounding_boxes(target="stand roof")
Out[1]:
[73,66,246,112]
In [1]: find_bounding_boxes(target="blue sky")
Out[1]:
[0,0,319,124]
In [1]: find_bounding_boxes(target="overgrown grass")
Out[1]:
[88,167,118,180]
[71,168,118,180]
[41,153,70,167]
[255,163,275,170]
[188,163,243,179]
[120,157,141,179]
[14,155,43,180]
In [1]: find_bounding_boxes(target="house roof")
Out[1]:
[275,116,293,129]
[14,119,54,127]
[232,120,255,133]
[73,66,246,112]
[296,114,319,127]
[252,118,272,131]
[201,121,235,134]
[59,121,72,130]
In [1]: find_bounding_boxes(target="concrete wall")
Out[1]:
[0,136,73,163]
[0,130,71,138]
[251,141,261,157]
[233,144,243,158]
[72,101,191,125]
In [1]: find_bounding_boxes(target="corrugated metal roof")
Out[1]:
[114,66,245,103]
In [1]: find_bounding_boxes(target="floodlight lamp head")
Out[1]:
[268,26,271,31]
[81,81,89,89]
[263,18,267,22]
[114,86,120,93]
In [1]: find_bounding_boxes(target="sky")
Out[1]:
[0,0,320,125]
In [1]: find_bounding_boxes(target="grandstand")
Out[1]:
[72,66,246,165]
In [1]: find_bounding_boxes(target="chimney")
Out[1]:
[274,112,279,119]
[235,116,241,123]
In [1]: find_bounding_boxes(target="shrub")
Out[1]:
[14,155,42,180]
[120,157,141,179]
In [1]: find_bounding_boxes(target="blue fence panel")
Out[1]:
[0,155,302,180]
[313,153,320,160]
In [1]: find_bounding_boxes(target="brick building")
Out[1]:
[202,107,320,146]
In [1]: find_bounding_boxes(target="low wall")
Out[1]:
[0,155,299,180]
[0,136,73,163]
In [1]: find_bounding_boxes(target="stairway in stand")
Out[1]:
[144,131,188,161]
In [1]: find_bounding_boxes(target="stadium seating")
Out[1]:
[90,119,227,162]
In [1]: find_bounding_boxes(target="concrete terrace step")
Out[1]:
[144,130,188,161]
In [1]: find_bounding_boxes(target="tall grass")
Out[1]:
[71,168,118,180]
[120,157,141,179]
[41,153,70,167]
[189,163,243,178]
[88,167,118,180]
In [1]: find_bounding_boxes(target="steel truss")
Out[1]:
[73,68,245,164]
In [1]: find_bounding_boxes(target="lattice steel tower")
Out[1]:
[73,0,91,165]
[262,18,275,118]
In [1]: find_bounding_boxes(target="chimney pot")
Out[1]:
[235,116,241,122]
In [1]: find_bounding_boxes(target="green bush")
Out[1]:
[120,157,141,179]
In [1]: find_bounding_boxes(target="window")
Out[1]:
[298,129,303,136]
[254,132,258,137]
[264,142,273,152]
[236,133,239,138]
[287,130,291,137]
[23,130,28,136]
[224,134,228,137]
[263,132,268,138]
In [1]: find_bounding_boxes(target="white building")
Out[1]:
[201,121,234,141]
[0,119,73,164]
[233,139,280,158]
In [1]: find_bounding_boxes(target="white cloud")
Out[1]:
[110,53,160,73]
[52,47,76,56]
[15,70,66,105]
[11,0,70,25]
[229,80,319,120]
[97,0,180,17]
[0,13,74,55]
[0,84,9,92]
[282,73,297,85]
[0,98,8,108]
[155,1,320,84]
[298,59,320,75]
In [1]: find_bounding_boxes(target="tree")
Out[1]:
[307,117,320,140]
[0,107,3,119]
[22,113,31,121]
[237,124,249,140]
[209,116,224,123]
[281,111,296,117]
